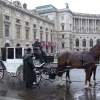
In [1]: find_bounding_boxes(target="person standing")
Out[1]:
[23,48,36,89]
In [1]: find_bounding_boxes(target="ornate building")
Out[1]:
[0,0,100,54]
[0,0,56,55]
[36,4,100,52]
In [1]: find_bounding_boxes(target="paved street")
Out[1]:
[0,66,100,100]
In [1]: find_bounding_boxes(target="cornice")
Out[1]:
[0,0,54,25]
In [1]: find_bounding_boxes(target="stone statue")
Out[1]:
[65,3,69,8]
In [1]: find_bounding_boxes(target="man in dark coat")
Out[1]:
[23,48,36,89]
[32,37,46,63]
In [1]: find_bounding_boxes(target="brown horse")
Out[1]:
[57,43,100,89]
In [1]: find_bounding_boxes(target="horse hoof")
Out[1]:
[60,83,64,86]
[85,85,90,89]
[66,80,69,82]
[69,80,72,83]
[89,83,93,86]
[94,81,98,84]
[66,80,72,83]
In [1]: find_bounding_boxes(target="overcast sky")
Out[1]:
[9,0,100,14]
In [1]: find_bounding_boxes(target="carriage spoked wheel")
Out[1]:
[10,72,20,77]
[41,68,49,80]
[35,69,41,84]
[0,64,4,79]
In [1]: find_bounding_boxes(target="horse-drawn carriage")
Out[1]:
[0,46,70,84]
[1,43,99,89]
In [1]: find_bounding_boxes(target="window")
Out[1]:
[5,43,10,47]
[62,35,64,38]
[46,28,48,31]
[46,46,48,53]
[15,48,22,59]
[26,22,29,26]
[17,27,20,38]
[90,39,93,47]
[40,33,42,41]
[61,16,64,20]
[62,25,64,30]
[96,27,98,31]
[76,39,79,46]
[76,49,79,51]
[34,31,36,40]
[89,27,91,30]
[40,26,42,30]
[97,39,100,43]
[26,44,29,46]
[16,19,20,23]
[8,48,14,59]
[46,34,48,42]
[83,49,86,51]
[62,43,64,48]
[5,25,9,37]
[33,24,36,28]
[51,35,52,42]
[5,16,9,20]
[51,47,53,53]
[26,30,29,39]
[83,39,86,47]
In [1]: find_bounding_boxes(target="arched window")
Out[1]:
[76,39,79,46]
[97,39,100,43]
[26,44,29,46]
[90,39,93,47]
[16,43,21,47]
[83,39,86,47]
[5,43,10,47]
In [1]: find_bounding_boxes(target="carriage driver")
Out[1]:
[32,37,46,64]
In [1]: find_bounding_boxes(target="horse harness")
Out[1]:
[78,52,84,65]
[78,51,99,67]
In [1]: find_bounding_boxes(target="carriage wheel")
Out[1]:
[10,72,20,77]
[35,69,41,84]
[0,64,4,79]
[41,68,49,80]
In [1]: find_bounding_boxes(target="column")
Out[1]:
[79,18,80,32]
[87,19,89,32]
[85,19,87,33]
[80,18,82,32]
[92,19,94,33]
[94,19,96,32]
[74,18,75,32]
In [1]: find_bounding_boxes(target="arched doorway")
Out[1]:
[16,43,21,47]
[26,44,29,46]
[5,43,10,47]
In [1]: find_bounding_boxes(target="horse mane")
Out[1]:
[90,43,100,52]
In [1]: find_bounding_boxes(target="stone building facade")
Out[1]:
[36,4,100,52]
[0,0,100,54]
[0,0,55,55]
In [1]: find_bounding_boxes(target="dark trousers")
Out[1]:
[36,50,46,63]
[37,52,43,63]
[26,83,33,89]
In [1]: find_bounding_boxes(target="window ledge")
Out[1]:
[4,20,11,23]
[15,23,21,26]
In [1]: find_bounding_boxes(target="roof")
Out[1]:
[36,4,57,11]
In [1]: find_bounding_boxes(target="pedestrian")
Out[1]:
[32,37,46,64]
[22,47,36,89]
